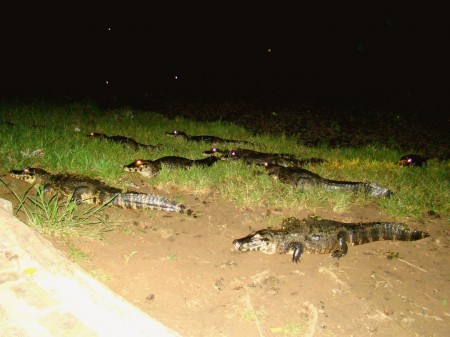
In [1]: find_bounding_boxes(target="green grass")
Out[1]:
[1,178,111,237]
[89,268,110,282]
[270,322,305,336]
[65,242,90,261]
[241,308,264,321]
[0,101,449,224]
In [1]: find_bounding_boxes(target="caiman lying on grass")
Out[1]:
[88,132,161,151]
[165,130,255,145]
[227,148,326,167]
[203,147,295,160]
[264,162,392,197]
[10,167,193,216]
[233,216,429,263]
[397,154,429,167]
[203,147,327,167]
[123,156,219,177]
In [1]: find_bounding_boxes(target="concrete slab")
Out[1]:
[0,198,182,337]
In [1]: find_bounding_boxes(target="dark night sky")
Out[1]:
[1,3,448,102]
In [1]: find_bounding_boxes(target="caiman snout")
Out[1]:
[232,239,244,251]
[232,230,273,252]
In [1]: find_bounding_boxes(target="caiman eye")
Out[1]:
[264,162,269,167]
[231,150,236,156]
[255,238,269,247]
[407,158,413,163]
[136,159,143,166]
[23,167,29,173]
[252,233,268,241]
[173,130,178,134]
[212,147,217,152]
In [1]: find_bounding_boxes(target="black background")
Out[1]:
[1,3,448,103]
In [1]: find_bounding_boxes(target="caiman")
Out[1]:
[88,132,162,151]
[397,154,429,167]
[203,147,327,167]
[165,130,255,145]
[233,216,429,263]
[123,156,219,177]
[10,167,193,215]
[264,162,392,197]
[230,149,326,167]
[203,147,297,160]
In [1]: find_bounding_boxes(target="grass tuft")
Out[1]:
[1,178,110,237]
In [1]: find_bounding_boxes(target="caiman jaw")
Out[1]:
[123,159,145,169]
[9,168,37,184]
[123,159,158,177]
[233,230,275,253]
[123,159,148,172]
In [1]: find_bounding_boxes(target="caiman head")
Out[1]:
[9,167,49,184]
[229,149,241,161]
[397,154,428,167]
[123,159,160,176]
[263,162,282,176]
[233,229,277,254]
[202,147,227,158]
[87,132,107,139]
[165,130,188,139]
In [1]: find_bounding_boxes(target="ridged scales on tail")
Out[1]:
[233,216,429,263]
[72,189,190,214]
[264,162,392,197]
[9,167,193,216]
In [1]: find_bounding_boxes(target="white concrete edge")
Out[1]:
[0,198,182,337]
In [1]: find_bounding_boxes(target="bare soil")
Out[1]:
[1,175,448,337]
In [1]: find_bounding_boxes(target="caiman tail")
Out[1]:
[265,163,392,197]
[338,222,429,245]
[303,217,429,246]
[74,188,194,216]
[319,179,393,197]
[110,193,193,215]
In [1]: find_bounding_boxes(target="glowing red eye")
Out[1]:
[136,160,142,165]
[408,158,412,163]
[212,147,217,152]
[231,151,236,156]
[173,130,178,134]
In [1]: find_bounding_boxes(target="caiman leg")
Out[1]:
[285,242,305,263]
[43,184,52,194]
[72,186,92,204]
[331,231,349,259]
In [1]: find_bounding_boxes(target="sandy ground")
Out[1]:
[1,175,448,337]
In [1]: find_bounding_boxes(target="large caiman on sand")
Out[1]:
[233,216,429,263]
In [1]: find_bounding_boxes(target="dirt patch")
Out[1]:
[1,176,448,337]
